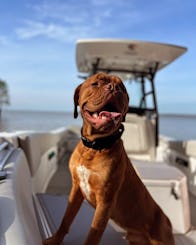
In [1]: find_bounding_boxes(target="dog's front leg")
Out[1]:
[84,202,111,245]
[43,184,84,245]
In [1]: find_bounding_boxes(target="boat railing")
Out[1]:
[0,140,16,180]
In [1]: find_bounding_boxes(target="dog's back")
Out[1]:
[106,141,174,245]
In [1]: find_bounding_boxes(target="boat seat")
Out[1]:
[160,138,196,197]
[0,131,27,147]
[0,146,42,245]
[122,113,156,161]
[132,160,191,234]
[185,141,196,158]
[18,129,67,193]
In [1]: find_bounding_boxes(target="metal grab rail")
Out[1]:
[0,141,16,180]
[0,141,9,152]
[0,148,15,171]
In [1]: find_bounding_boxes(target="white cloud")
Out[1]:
[15,1,143,42]
[15,20,91,42]
[31,2,88,24]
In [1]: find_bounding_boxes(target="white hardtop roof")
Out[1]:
[76,39,187,76]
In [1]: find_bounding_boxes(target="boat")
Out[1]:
[0,39,196,245]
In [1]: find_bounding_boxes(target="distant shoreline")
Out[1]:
[2,108,72,114]
[160,113,196,118]
[2,109,196,118]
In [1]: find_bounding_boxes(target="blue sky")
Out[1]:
[0,0,196,114]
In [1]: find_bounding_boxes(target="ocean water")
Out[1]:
[0,110,196,141]
[0,110,82,132]
[159,114,196,140]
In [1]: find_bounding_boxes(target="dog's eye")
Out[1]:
[91,81,99,87]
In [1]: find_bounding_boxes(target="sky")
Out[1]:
[0,0,196,114]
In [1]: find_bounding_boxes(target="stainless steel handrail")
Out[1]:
[0,148,15,171]
[0,141,16,180]
[0,142,9,152]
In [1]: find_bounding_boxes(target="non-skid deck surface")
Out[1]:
[37,194,128,245]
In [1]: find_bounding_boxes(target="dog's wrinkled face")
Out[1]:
[74,73,129,138]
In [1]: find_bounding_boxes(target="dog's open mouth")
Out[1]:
[84,103,122,129]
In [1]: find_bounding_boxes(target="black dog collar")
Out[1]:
[81,124,124,150]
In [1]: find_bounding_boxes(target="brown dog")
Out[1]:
[43,73,175,245]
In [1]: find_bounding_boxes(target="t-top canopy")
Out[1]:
[76,39,187,77]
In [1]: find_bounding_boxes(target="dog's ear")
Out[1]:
[74,83,82,118]
[122,94,129,122]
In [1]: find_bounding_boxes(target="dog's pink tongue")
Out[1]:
[90,111,122,128]
[92,111,121,127]
[99,111,121,119]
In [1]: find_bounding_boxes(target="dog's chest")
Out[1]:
[76,165,91,199]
